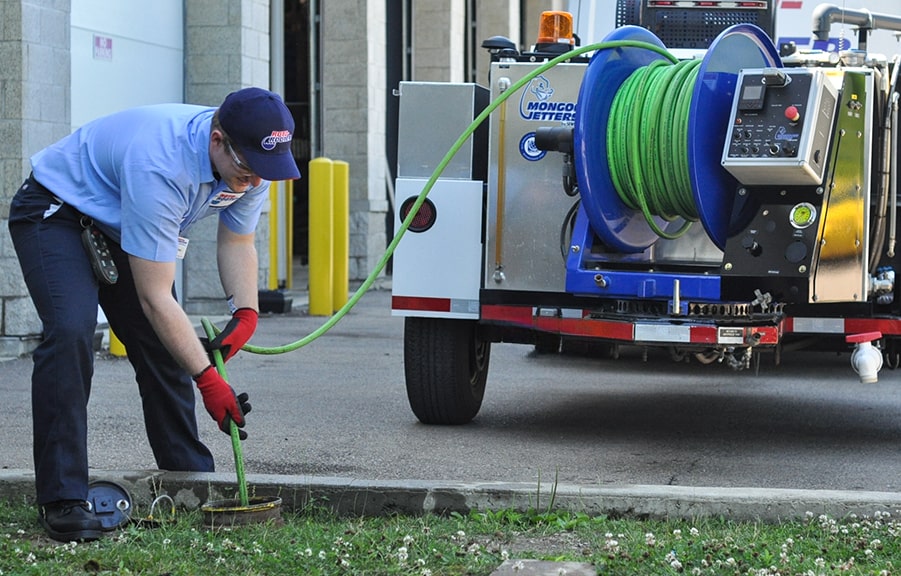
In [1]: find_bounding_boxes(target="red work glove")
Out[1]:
[206,308,258,363]
[192,365,252,439]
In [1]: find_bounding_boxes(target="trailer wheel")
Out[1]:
[884,338,901,369]
[403,317,490,425]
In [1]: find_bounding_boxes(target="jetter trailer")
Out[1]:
[391,2,901,425]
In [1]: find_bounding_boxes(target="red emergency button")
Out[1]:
[785,105,800,122]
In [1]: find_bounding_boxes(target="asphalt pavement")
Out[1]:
[2,273,901,525]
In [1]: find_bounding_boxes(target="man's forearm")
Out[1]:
[217,225,259,311]
[140,295,211,376]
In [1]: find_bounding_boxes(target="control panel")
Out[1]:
[721,68,838,186]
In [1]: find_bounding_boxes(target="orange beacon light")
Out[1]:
[536,11,574,47]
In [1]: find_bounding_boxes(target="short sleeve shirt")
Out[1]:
[30,104,270,262]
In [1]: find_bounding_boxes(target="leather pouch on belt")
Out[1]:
[80,217,119,285]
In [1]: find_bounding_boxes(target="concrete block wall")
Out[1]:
[182,0,273,315]
[322,0,389,283]
[412,0,465,83]
[474,0,521,87]
[0,0,71,357]
[0,0,276,351]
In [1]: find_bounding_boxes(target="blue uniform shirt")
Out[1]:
[31,104,270,262]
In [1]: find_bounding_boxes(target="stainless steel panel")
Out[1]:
[484,61,586,292]
[396,82,488,180]
[811,70,872,303]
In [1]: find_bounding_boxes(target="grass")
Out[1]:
[1,497,900,575]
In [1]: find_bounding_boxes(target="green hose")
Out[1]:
[226,39,680,356]
[202,317,249,507]
[607,57,700,239]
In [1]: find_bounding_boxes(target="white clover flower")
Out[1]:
[670,559,683,571]
[501,550,509,560]
[673,529,682,539]
[397,546,409,563]
[340,558,349,568]
[725,557,736,567]
[25,552,36,564]
[319,550,327,559]
[16,529,24,535]
[689,527,699,537]
[421,570,432,576]
[814,557,826,568]
[162,538,171,545]
[304,548,312,557]
[403,534,414,546]
[645,532,656,546]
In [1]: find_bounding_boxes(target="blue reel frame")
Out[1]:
[567,24,781,301]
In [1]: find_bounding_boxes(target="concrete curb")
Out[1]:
[2,470,900,522]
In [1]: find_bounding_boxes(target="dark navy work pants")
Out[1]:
[8,176,214,506]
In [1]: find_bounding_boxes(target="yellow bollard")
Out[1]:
[268,181,280,291]
[308,157,334,315]
[109,328,126,357]
[332,160,349,312]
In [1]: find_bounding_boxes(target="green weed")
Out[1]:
[0,498,899,575]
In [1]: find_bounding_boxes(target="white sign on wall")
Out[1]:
[93,35,112,60]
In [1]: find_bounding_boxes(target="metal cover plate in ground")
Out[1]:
[88,480,132,531]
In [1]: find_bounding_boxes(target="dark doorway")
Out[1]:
[285,0,314,265]
[386,0,412,274]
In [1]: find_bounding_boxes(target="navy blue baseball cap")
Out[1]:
[219,87,301,181]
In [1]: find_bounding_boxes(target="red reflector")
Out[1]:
[399,197,437,233]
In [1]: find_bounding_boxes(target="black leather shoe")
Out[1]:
[39,500,103,542]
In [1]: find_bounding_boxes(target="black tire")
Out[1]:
[403,317,490,425]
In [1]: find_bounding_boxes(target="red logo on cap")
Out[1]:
[261,130,292,151]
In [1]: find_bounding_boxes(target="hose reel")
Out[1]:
[573,24,782,253]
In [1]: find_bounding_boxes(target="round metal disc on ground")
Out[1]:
[87,480,132,531]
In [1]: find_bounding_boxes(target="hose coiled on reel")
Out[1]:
[607,58,701,239]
